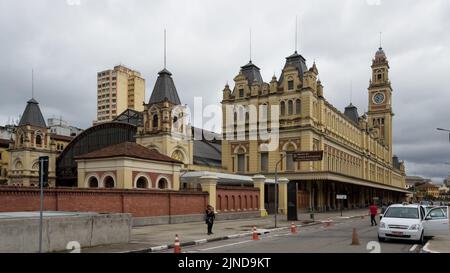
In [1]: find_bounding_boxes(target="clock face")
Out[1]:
[373,92,385,104]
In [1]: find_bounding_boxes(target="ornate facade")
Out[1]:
[221,48,406,212]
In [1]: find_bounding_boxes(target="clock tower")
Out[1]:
[367,46,393,159]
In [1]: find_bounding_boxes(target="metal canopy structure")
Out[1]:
[181,171,275,184]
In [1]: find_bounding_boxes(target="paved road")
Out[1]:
[158,217,421,253]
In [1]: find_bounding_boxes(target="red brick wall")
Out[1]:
[0,186,208,217]
[216,186,259,213]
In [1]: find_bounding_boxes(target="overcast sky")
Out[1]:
[1,0,449,183]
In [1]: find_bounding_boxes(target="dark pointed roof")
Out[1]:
[279,51,307,84]
[148,68,181,105]
[344,103,359,124]
[18,98,47,128]
[240,61,263,86]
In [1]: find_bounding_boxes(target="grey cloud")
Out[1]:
[1,0,449,182]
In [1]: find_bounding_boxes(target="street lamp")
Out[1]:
[437,128,450,143]
[274,154,286,228]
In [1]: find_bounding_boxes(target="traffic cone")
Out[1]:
[252,226,259,240]
[351,228,360,245]
[174,234,181,253]
[291,222,297,234]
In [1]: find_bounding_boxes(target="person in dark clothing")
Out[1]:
[369,203,378,226]
[380,203,388,221]
[205,205,215,235]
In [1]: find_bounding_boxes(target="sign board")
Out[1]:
[292,151,323,162]
[336,194,347,200]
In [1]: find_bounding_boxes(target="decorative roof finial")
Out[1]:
[31,68,34,99]
[379,31,382,49]
[164,28,167,69]
[249,27,252,63]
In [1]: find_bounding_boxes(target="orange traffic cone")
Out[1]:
[291,222,297,234]
[252,226,259,240]
[174,234,181,253]
[351,228,360,245]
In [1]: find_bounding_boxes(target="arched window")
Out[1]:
[225,195,229,211]
[296,99,301,114]
[136,177,148,189]
[238,196,242,210]
[285,143,296,171]
[19,134,24,145]
[35,134,42,146]
[152,114,159,129]
[32,162,39,170]
[288,100,293,115]
[280,101,285,116]
[88,177,99,188]
[171,150,185,162]
[232,196,236,210]
[250,195,253,209]
[217,195,222,211]
[237,147,245,173]
[104,176,115,188]
[158,178,168,189]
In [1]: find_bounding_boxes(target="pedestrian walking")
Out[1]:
[369,203,378,226]
[380,203,387,220]
[205,205,215,235]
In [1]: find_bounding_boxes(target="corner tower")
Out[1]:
[367,47,393,158]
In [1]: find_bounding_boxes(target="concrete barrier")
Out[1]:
[0,212,131,253]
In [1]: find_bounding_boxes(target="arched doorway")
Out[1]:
[136,177,149,189]
[88,177,98,188]
[104,176,115,188]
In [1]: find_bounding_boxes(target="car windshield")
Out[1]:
[383,207,419,219]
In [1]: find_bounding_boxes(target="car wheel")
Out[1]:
[417,231,424,245]
[378,235,385,242]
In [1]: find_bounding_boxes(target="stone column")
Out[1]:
[77,161,86,188]
[277,177,289,215]
[199,176,218,211]
[252,175,268,217]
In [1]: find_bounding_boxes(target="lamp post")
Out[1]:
[437,128,450,143]
[274,154,286,228]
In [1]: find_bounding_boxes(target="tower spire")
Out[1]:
[164,29,167,69]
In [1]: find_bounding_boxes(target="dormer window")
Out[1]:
[239,88,244,98]
[288,80,294,90]
[35,134,42,146]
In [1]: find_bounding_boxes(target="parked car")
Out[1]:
[378,204,449,244]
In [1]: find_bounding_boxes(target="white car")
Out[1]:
[378,204,449,244]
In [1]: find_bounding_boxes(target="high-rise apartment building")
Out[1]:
[95,65,145,124]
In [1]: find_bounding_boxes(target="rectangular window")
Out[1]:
[239,89,244,98]
[260,152,268,172]
[288,80,294,90]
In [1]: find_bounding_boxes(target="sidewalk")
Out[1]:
[81,209,369,253]
[422,235,450,253]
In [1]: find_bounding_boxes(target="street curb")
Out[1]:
[126,221,323,253]
[420,242,440,253]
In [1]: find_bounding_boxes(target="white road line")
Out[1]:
[198,240,253,251]
[409,244,418,252]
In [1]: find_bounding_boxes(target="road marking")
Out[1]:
[409,244,418,252]
[198,240,253,251]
